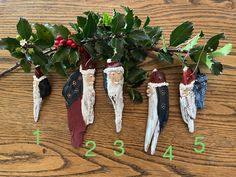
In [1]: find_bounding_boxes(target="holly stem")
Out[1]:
[0,48,56,77]
[0,47,186,77]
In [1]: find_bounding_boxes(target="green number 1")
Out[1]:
[162,145,174,161]
[114,140,125,156]
[194,136,205,153]
[33,128,40,145]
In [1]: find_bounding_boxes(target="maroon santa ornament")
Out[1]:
[62,50,95,147]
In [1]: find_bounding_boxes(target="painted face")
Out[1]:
[109,71,123,85]
[85,74,95,86]
[182,67,196,85]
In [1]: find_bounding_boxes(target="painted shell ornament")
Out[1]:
[103,59,124,133]
[179,66,197,133]
[62,51,95,148]
[144,69,169,155]
[33,66,51,122]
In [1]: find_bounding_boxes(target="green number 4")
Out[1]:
[163,145,174,161]
[194,136,205,153]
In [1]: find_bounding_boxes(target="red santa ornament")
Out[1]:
[103,59,124,133]
[62,49,96,147]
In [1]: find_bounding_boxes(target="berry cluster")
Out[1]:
[54,35,78,49]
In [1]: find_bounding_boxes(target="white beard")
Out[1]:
[81,74,95,126]
[144,84,160,155]
[179,81,196,133]
[107,78,124,133]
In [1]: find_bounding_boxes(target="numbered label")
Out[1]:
[163,145,174,161]
[113,140,125,156]
[85,141,97,157]
[33,128,40,145]
[194,136,205,153]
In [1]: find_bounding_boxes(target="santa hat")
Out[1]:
[149,69,167,83]
[182,66,196,85]
[80,51,95,75]
[104,59,124,74]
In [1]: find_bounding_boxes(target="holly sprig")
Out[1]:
[0,7,232,102]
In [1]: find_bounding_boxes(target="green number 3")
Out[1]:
[85,140,96,157]
[114,140,125,156]
[194,136,205,153]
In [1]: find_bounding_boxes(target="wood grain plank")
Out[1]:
[0,0,236,176]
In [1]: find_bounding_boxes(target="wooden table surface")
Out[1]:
[0,0,236,176]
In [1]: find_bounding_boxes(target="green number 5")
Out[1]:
[114,140,125,156]
[194,136,205,153]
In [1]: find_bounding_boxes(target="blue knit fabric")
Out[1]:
[194,73,208,110]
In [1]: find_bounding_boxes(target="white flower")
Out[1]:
[20,39,27,47]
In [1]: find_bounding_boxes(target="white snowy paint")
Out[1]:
[179,80,196,133]
[104,66,124,133]
[33,75,47,122]
[80,66,96,126]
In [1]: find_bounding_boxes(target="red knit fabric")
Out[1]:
[149,70,167,83]
[182,67,196,85]
[67,96,86,148]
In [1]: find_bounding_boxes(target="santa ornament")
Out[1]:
[103,59,124,133]
[33,66,51,122]
[62,50,95,147]
[144,69,169,155]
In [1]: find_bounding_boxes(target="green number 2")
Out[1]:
[114,140,125,156]
[85,141,96,157]
[194,136,205,153]
[163,145,174,161]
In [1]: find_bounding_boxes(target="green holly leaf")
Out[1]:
[17,18,32,40]
[143,16,150,28]
[69,23,79,32]
[211,61,223,75]
[30,47,49,66]
[0,38,20,52]
[54,62,67,77]
[52,47,70,63]
[133,16,141,29]
[83,13,97,38]
[161,35,167,52]
[123,6,134,32]
[144,26,162,45]
[69,49,79,65]
[128,88,143,103]
[53,25,70,39]
[102,12,113,26]
[130,48,147,62]
[159,49,174,64]
[205,33,224,52]
[70,33,83,44]
[181,31,204,51]
[109,38,125,60]
[20,58,31,72]
[210,43,232,57]
[111,12,125,34]
[34,23,54,49]
[128,30,150,42]
[170,21,193,46]
[77,16,87,29]
[127,67,146,87]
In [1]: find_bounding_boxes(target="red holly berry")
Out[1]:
[71,43,77,49]
[54,40,60,45]
[56,35,63,41]
[66,39,73,46]
[60,39,66,45]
